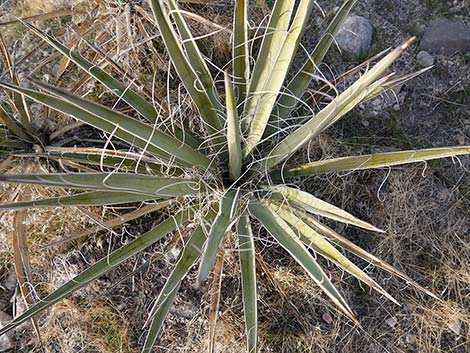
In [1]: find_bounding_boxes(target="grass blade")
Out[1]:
[248,200,358,324]
[268,185,384,233]
[225,70,242,181]
[269,201,398,305]
[237,213,258,353]
[275,0,357,121]
[278,146,470,177]
[0,173,205,198]
[0,206,198,337]
[233,0,249,110]
[244,0,312,156]
[208,250,224,353]
[12,191,41,341]
[198,189,239,284]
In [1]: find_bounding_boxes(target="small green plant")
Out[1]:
[0,0,469,352]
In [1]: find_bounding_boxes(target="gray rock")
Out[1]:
[420,19,470,55]
[335,15,373,59]
[0,311,13,352]
[417,51,435,67]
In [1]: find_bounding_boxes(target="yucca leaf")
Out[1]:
[0,81,212,169]
[233,0,250,111]
[149,0,224,143]
[41,147,183,176]
[166,0,223,114]
[244,0,313,156]
[268,185,383,233]
[198,189,239,284]
[297,209,439,300]
[143,214,216,353]
[0,191,158,210]
[21,21,162,123]
[0,206,197,337]
[269,201,398,305]
[0,104,32,142]
[248,200,358,323]
[0,173,205,197]
[225,70,242,181]
[0,31,35,136]
[237,213,258,353]
[278,146,470,177]
[274,0,357,121]
[31,79,210,167]
[365,66,433,102]
[263,38,416,170]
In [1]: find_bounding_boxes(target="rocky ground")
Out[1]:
[0,0,469,352]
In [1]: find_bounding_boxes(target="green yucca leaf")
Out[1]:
[267,185,383,233]
[248,200,358,323]
[0,137,24,150]
[0,206,197,337]
[149,0,224,144]
[233,0,250,111]
[0,173,205,197]
[243,0,294,129]
[39,148,182,176]
[21,20,202,148]
[225,70,243,181]
[365,66,433,102]
[269,201,398,305]
[274,0,357,122]
[143,213,216,353]
[0,31,35,137]
[0,81,212,169]
[166,0,223,115]
[21,21,164,123]
[278,146,470,177]
[198,189,239,284]
[243,0,312,156]
[0,105,32,142]
[0,191,158,210]
[263,38,416,171]
[297,209,439,300]
[237,213,258,353]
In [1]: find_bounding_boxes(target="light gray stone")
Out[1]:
[335,15,373,59]
[0,311,13,352]
[420,19,470,56]
[417,51,435,67]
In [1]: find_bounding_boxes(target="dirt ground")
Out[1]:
[0,0,469,352]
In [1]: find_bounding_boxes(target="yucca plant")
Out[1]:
[0,0,469,352]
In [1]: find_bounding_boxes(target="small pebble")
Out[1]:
[417,51,435,67]
[386,316,398,328]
